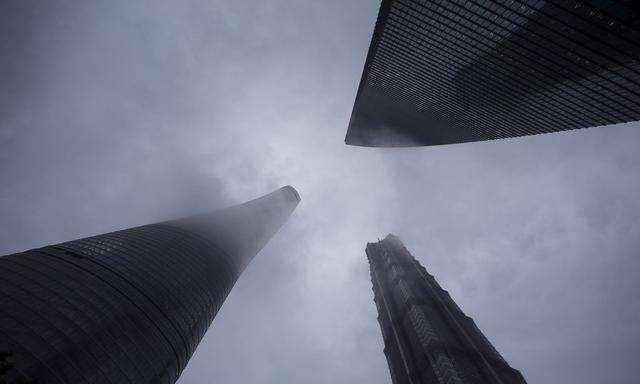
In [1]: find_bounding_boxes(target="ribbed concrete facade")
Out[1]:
[0,186,300,384]
[367,235,526,383]
[346,0,640,147]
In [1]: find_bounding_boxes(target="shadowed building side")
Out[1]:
[346,0,640,147]
[0,186,300,384]
[367,234,526,384]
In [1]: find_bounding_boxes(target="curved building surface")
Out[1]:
[0,186,300,384]
[346,0,640,147]
[367,235,526,383]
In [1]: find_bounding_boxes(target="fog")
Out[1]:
[1,1,639,383]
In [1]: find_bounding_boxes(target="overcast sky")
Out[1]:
[1,1,640,383]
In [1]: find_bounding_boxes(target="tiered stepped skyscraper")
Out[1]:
[0,186,300,384]
[367,235,526,383]
[346,0,640,146]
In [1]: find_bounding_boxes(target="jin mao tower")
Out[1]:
[367,234,526,383]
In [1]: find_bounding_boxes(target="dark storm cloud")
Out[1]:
[1,1,639,384]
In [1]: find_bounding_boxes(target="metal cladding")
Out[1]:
[346,0,640,147]
[0,186,300,384]
[367,235,526,383]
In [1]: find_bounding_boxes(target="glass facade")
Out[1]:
[0,186,300,383]
[367,234,526,383]
[346,0,640,146]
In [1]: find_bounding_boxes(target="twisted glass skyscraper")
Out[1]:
[346,0,640,146]
[367,235,526,383]
[0,186,300,384]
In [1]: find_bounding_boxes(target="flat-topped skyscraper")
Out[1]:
[367,235,526,383]
[346,0,640,147]
[0,186,300,384]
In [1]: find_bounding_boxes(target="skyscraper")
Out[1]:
[367,234,526,383]
[346,0,640,147]
[0,186,300,384]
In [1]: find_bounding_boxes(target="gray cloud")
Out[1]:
[1,1,639,383]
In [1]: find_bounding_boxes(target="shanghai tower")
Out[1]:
[367,234,526,383]
[0,185,300,384]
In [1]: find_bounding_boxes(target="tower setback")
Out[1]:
[0,186,300,384]
[346,0,640,147]
[367,234,526,383]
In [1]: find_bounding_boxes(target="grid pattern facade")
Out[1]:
[0,186,300,384]
[367,235,526,383]
[346,0,640,147]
